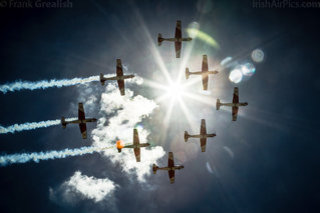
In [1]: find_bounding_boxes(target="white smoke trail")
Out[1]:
[0,145,113,166]
[0,76,100,94]
[0,117,77,134]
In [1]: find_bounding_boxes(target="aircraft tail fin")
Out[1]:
[152,164,158,174]
[61,117,67,128]
[100,73,105,86]
[158,33,163,46]
[185,68,190,79]
[216,99,221,110]
[184,131,189,142]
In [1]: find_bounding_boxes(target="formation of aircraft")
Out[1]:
[57,21,248,184]
[185,55,219,90]
[61,103,97,139]
[117,129,150,162]
[184,119,216,152]
[153,152,184,184]
[216,87,248,121]
[158,20,192,58]
[100,59,135,96]
[1,20,250,185]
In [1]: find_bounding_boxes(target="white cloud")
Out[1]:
[65,171,117,202]
[92,79,166,182]
[49,171,118,205]
[49,77,165,212]
[51,77,166,208]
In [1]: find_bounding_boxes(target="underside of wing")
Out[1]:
[175,20,181,39]
[168,170,175,184]
[233,87,239,104]
[117,80,125,96]
[202,74,208,90]
[200,138,207,152]
[78,103,85,120]
[134,148,141,162]
[175,42,181,58]
[116,59,123,77]
[200,119,207,135]
[79,123,87,139]
[168,152,174,167]
[232,106,238,121]
[133,129,140,145]
[202,55,208,72]
[175,20,182,58]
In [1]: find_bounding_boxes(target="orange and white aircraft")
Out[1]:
[116,129,150,162]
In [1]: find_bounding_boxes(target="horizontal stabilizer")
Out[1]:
[184,131,189,142]
[158,33,163,46]
[100,73,105,86]
[185,68,190,79]
[216,99,221,110]
[61,117,67,128]
[152,164,158,174]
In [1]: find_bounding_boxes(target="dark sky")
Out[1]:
[0,0,320,213]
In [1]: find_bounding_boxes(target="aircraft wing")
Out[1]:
[202,55,209,90]
[168,170,175,184]
[175,41,181,58]
[232,88,239,121]
[175,20,182,58]
[133,129,141,162]
[79,123,87,139]
[168,152,174,167]
[78,103,85,120]
[200,138,207,152]
[117,80,125,95]
[202,74,208,90]
[233,87,239,104]
[168,152,175,183]
[133,129,140,145]
[232,106,238,121]
[116,59,125,95]
[134,148,141,162]
[200,119,207,135]
[202,55,208,72]
[200,119,207,151]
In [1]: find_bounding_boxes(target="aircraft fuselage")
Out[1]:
[102,74,135,82]
[124,143,150,149]
[188,134,216,139]
[161,37,192,42]
[189,70,219,75]
[220,102,248,107]
[68,118,97,124]
[157,165,184,171]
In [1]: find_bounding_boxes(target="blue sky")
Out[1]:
[0,0,319,212]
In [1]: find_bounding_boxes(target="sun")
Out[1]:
[164,82,185,100]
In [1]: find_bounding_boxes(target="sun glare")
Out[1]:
[165,82,184,100]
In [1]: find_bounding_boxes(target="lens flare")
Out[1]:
[229,69,243,83]
[186,28,220,49]
[241,63,255,76]
[251,49,264,63]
